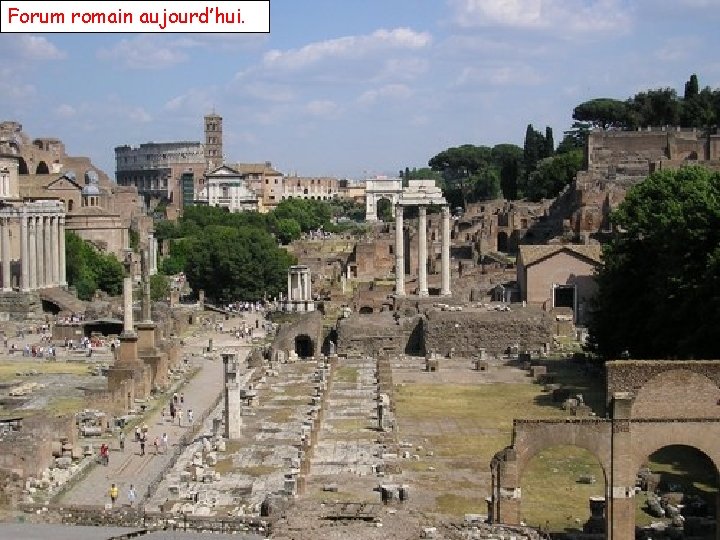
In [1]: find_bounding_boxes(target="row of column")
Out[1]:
[395,204,451,297]
[6,213,66,291]
[288,269,312,302]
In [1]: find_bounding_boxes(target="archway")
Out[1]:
[36,161,49,174]
[294,334,314,358]
[635,445,718,540]
[497,231,509,252]
[359,306,374,315]
[520,445,606,535]
[18,157,28,175]
[376,197,392,222]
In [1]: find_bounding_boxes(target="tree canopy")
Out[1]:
[184,225,295,304]
[573,74,720,130]
[65,232,125,300]
[588,166,720,359]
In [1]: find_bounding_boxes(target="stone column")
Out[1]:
[35,217,44,288]
[51,215,59,286]
[287,271,292,302]
[20,214,29,291]
[58,215,66,286]
[1,217,10,291]
[148,231,157,275]
[395,205,404,296]
[44,216,53,286]
[304,270,311,301]
[28,216,37,290]
[418,205,428,297]
[441,205,451,296]
[122,277,134,334]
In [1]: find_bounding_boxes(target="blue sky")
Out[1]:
[1,0,719,179]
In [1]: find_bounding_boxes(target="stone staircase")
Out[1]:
[37,287,86,314]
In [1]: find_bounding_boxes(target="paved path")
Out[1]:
[58,312,265,508]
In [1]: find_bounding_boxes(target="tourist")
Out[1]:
[187,408,193,425]
[180,392,184,405]
[153,436,159,455]
[127,484,136,507]
[161,432,168,453]
[177,409,183,426]
[139,436,146,456]
[119,431,125,451]
[109,483,118,507]
[134,426,141,441]
[100,443,109,466]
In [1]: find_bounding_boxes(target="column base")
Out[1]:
[440,289,451,296]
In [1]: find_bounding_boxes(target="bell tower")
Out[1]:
[204,112,223,172]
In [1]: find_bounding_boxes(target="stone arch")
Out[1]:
[511,421,611,481]
[365,179,402,221]
[18,157,28,175]
[294,334,314,358]
[631,443,719,540]
[35,161,49,174]
[359,306,374,315]
[491,420,612,526]
[376,197,393,222]
[519,444,608,533]
[497,231,509,252]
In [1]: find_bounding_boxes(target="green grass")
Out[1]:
[334,367,359,384]
[520,445,605,532]
[435,493,487,516]
[0,361,92,382]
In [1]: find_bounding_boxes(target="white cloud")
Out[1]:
[263,28,432,71]
[455,65,544,86]
[55,104,76,118]
[97,36,186,69]
[305,100,340,117]
[358,84,413,105]
[449,0,633,35]
[2,35,66,60]
[128,107,152,123]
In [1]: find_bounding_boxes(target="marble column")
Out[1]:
[28,216,37,290]
[148,232,157,275]
[441,205,451,296]
[418,206,428,297]
[122,277,134,335]
[51,215,59,286]
[58,216,66,286]
[305,271,311,300]
[287,271,292,301]
[44,216,53,286]
[1,217,10,291]
[20,214,29,291]
[35,217,45,288]
[395,205,404,296]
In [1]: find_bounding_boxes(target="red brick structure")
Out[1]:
[490,360,720,540]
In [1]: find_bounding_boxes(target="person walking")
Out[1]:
[153,436,159,455]
[187,408,194,425]
[177,409,183,427]
[109,483,118,507]
[139,436,146,456]
[119,431,125,451]
[127,484,137,507]
[161,432,168,453]
[135,425,141,441]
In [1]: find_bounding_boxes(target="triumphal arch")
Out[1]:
[490,360,720,540]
